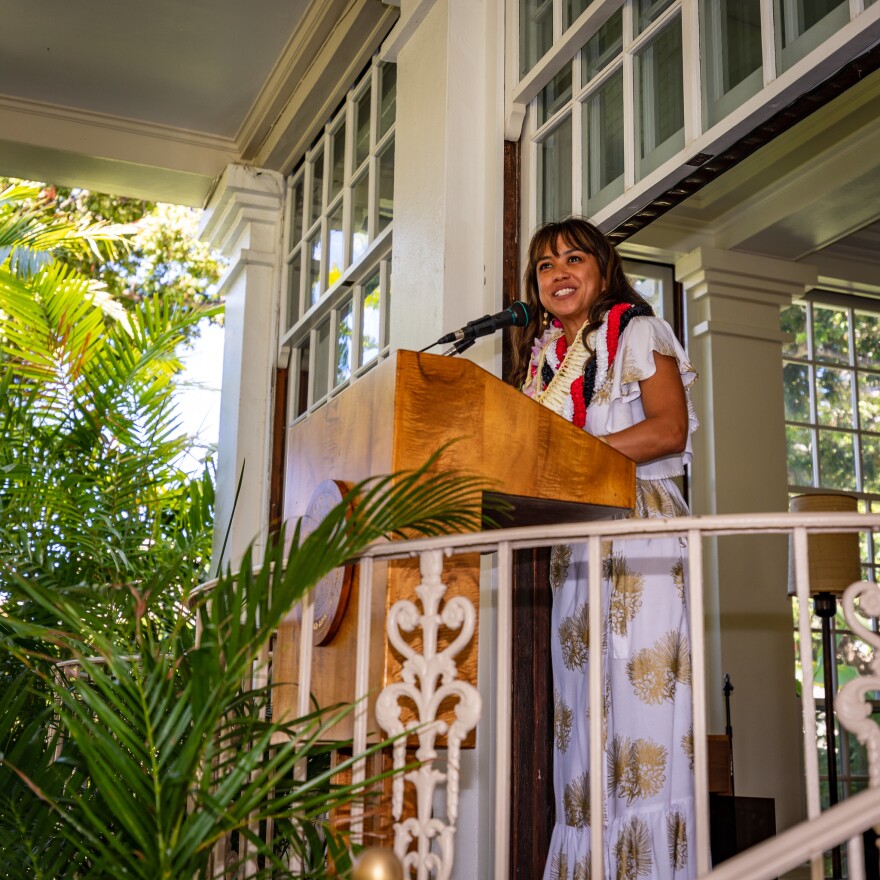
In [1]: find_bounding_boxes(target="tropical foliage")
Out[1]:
[0,180,484,877]
[1,464,483,879]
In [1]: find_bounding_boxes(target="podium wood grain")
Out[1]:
[273,350,635,742]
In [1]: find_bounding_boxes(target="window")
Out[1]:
[781,294,880,818]
[776,0,850,72]
[781,298,880,495]
[699,0,763,127]
[515,0,868,228]
[622,258,675,322]
[634,13,684,177]
[282,57,395,419]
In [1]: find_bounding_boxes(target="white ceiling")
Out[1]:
[0,0,398,205]
[0,0,310,137]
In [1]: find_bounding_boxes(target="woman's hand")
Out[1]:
[601,354,688,463]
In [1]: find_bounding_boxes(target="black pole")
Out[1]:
[815,591,842,879]
[722,674,735,797]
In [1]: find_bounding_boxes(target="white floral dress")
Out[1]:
[523,313,699,880]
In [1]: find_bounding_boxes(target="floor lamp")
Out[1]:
[789,493,862,880]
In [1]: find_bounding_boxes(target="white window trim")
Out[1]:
[512,0,880,231]
[279,56,396,422]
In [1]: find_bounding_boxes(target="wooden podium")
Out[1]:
[273,349,635,742]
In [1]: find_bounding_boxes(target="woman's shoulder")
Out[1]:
[618,313,683,358]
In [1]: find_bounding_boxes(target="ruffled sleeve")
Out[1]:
[590,316,699,479]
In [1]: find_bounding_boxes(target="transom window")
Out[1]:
[281,57,396,420]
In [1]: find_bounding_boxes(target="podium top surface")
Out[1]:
[284,349,635,527]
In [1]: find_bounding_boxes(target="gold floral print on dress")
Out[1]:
[667,810,688,870]
[627,631,692,705]
[555,688,574,753]
[558,602,591,671]
[563,771,592,828]
[551,544,573,593]
[607,735,668,805]
[614,816,654,879]
[606,553,645,636]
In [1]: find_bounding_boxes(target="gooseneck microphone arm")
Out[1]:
[420,301,532,354]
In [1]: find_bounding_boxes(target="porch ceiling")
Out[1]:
[0,0,398,206]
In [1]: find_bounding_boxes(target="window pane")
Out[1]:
[700,0,762,125]
[631,276,662,315]
[384,269,392,350]
[779,0,847,49]
[855,311,880,369]
[330,126,346,201]
[336,300,354,387]
[520,0,553,76]
[565,0,591,29]
[786,425,813,486]
[379,63,396,138]
[310,147,324,226]
[286,251,301,331]
[858,373,880,432]
[818,429,856,491]
[781,302,808,358]
[355,87,372,169]
[327,204,344,289]
[862,436,880,493]
[815,367,853,429]
[295,340,310,418]
[581,8,623,83]
[361,273,381,367]
[784,361,811,422]
[540,116,573,223]
[539,63,572,125]
[377,140,394,234]
[350,171,370,266]
[584,67,624,212]
[636,18,685,177]
[289,178,304,249]
[307,229,322,307]
[813,304,850,364]
[635,0,676,34]
[314,319,331,401]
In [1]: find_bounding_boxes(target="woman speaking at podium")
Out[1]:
[509,217,699,880]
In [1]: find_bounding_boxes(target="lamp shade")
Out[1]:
[787,493,862,597]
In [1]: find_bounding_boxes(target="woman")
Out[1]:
[511,218,698,880]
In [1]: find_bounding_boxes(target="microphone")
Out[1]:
[437,301,532,345]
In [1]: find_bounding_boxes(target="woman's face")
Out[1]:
[536,234,604,342]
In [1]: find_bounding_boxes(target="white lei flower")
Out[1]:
[534,323,594,420]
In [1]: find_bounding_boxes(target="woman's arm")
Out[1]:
[601,353,689,464]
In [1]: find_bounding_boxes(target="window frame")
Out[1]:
[280,56,396,423]
[511,0,876,230]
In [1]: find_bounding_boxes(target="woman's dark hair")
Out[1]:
[508,217,652,389]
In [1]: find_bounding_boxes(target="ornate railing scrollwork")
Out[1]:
[374,549,482,880]
[837,580,880,794]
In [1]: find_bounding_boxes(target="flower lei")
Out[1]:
[522,303,653,428]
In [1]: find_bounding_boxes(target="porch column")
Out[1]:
[385,0,504,374]
[677,246,817,831]
[200,164,284,571]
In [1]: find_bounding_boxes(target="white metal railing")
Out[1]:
[295,510,880,880]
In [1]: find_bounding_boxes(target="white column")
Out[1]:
[199,164,284,572]
[385,0,504,375]
[677,246,817,832]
